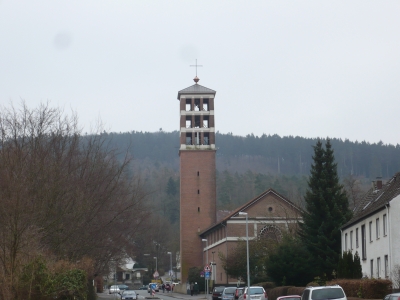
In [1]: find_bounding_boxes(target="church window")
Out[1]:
[186,116,192,128]
[194,99,200,111]
[203,99,209,111]
[204,133,209,145]
[198,190,200,194]
[194,116,201,128]
[259,225,283,243]
[268,207,273,212]
[186,133,192,145]
[197,171,199,176]
[186,99,192,111]
[198,207,200,212]
[203,116,209,128]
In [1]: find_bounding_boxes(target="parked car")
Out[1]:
[139,285,148,290]
[277,296,301,300]
[118,284,129,291]
[383,293,400,300]
[222,287,238,300]
[109,285,120,294]
[301,285,347,300]
[212,286,226,300]
[120,290,137,300]
[235,288,244,300]
[239,286,267,300]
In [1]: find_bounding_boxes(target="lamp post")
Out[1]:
[202,238,209,298]
[153,257,158,273]
[239,212,250,287]
[167,252,172,281]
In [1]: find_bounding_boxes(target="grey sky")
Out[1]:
[1,1,400,145]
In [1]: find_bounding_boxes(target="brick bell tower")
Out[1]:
[177,75,217,287]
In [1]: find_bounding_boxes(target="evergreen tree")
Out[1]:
[353,251,362,279]
[299,139,352,279]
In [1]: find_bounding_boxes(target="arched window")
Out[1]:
[259,225,283,242]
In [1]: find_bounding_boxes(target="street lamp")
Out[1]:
[202,239,209,298]
[239,212,250,287]
[153,256,158,272]
[167,252,172,280]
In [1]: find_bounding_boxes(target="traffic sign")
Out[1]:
[204,264,211,272]
[205,271,211,279]
[153,271,159,278]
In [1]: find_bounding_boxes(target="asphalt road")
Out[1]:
[97,289,207,300]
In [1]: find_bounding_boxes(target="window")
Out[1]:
[369,221,373,242]
[377,257,381,278]
[356,228,359,248]
[345,233,348,251]
[350,231,353,250]
[370,259,374,278]
[385,255,389,278]
[376,218,380,239]
[361,225,366,260]
[383,214,387,236]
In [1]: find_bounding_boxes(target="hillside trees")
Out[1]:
[298,139,352,280]
[0,103,152,299]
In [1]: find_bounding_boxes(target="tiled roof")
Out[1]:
[342,172,400,229]
[177,84,216,99]
[199,188,303,236]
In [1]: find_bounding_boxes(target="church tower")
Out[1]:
[178,76,217,285]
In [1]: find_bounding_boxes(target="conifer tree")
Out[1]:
[299,139,352,279]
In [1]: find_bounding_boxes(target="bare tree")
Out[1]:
[0,102,152,298]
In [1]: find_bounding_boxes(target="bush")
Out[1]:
[306,282,319,287]
[267,286,295,300]
[287,287,305,296]
[328,279,392,299]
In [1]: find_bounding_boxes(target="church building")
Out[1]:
[177,76,302,290]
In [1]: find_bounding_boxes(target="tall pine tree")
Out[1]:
[299,139,352,279]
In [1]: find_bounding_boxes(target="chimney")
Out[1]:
[376,177,382,190]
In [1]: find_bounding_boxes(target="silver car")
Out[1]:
[109,285,120,294]
[239,287,267,300]
[222,287,238,300]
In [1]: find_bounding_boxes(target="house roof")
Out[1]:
[342,172,400,229]
[177,83,216,99]
[199,188,303,236]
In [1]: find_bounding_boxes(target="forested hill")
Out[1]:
[105,130,400,180]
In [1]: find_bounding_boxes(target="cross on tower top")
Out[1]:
[190,59,203,83]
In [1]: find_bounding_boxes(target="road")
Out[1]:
[97,289,208,300]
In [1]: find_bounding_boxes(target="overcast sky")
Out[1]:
[1,1,400,145]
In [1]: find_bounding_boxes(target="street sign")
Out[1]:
[200,271,205,277]
[205,271,211,279]
[153,271,159,278]
[204,264,211,272]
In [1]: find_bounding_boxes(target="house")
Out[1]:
[341,173,400,280]
[199,188,303,285]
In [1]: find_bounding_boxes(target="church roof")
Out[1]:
[199,188,303,236]
[177,84,216,100]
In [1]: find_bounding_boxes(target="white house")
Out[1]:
[341,173,400,282]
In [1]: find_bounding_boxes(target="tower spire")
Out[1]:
[190,59,202,84]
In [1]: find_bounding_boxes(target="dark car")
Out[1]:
[139,285,148,290]
[384,293,400,300]
[118,284,129,291]
[213,286,226,300]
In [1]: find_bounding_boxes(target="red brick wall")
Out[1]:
[180,150,216,286]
